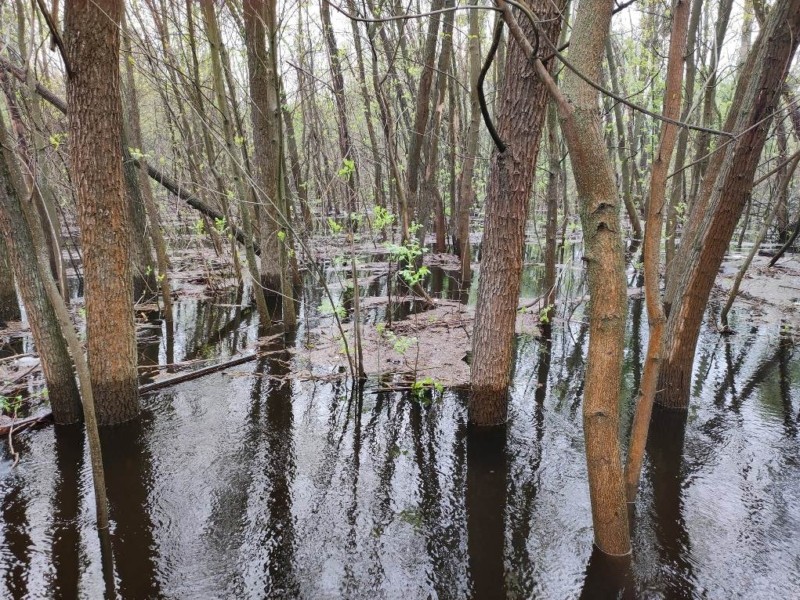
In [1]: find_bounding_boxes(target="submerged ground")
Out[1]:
[1,243,799,598]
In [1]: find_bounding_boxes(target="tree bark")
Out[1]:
[659,0,800,409]
[469,0,565,426]
[65,0,139,425]
[0,112,82,424]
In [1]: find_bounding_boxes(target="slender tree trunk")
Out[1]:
[405,0,444,217]
[0,112,82,424]
[469,0,565,426]
[121,19,173,327]
[553,0,631,556]
[65,0,139,425]
[658,0,800,408]
[664,0,704,286]
[624,0,690,503]
[319,0,359,217]
[605,41,643,242]
[201,0,271,327]
[455,1,483,279]
[244,0,294,326]
[543,102,560,315]
[0,237,20,322]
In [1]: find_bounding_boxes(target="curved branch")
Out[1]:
[478,15,507,152]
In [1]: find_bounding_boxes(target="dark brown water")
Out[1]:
[2,253,799,598]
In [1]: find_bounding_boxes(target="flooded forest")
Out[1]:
[1,0,799,597]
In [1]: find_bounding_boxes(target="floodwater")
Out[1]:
[1,246,799,599]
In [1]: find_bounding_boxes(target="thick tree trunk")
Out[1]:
[556,0,631,556]
[659,0,800,408]
[0,114,82,424]
[66,0,139,425]
[469,0,565,426]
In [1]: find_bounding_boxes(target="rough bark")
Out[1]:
[659,0,800,408]
[65,0,139,425]
[0,112,82,424]
[469,0,565,426]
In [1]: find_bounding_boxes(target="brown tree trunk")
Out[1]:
[0,112,82,424]
[319,0,358,217]
[469,0,565,426]
[455,2,482,280]
[405,0,444,217]
[554,0,631,556]
[659,0,800,409]
[65,0,139,425]
[625,0,690,502]
[0,237,20,322]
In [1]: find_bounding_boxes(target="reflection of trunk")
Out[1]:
[579,548,634,599]
[51,425,85,599]
[646,406,697,598]
[469,0,565,426]
[101,421,162,597]
[466,424,507,598]
[778,332,797,438]
[659,0,800,409]
[66,0,139,424]
[1,464,32,596]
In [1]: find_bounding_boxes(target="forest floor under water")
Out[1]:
[1,236,799,598]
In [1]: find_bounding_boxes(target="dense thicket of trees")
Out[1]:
[0,0,798,561]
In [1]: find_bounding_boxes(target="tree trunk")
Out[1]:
[65,0,139,425]
[625,0,691,502]
[0,112,82,424]
[469,0,565,426]
[659,0,800,409]
[555,0,631,556]
[455,1,483,280]
[405,0,444,217]
[0,237,20,322]
[319,0,359,217]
